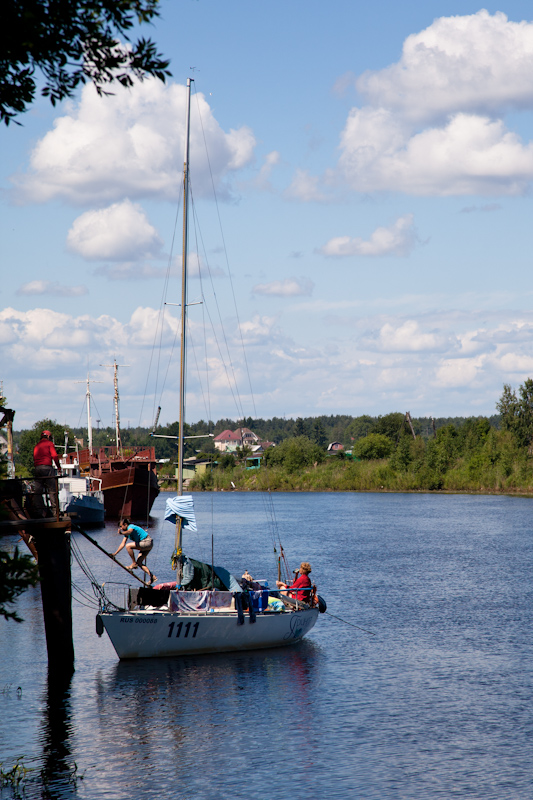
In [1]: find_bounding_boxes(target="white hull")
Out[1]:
[100,607,319,660]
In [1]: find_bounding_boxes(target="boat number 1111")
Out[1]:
[167,621,200,638]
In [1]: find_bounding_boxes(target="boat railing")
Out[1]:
[271,588,313,611]
[78,446,157,469]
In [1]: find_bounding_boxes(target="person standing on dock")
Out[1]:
[114,519,157,585]
[33,430,62,517]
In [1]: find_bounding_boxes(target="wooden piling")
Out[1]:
[32,521,74,673]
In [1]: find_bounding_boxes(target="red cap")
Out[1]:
[41,430,52,437]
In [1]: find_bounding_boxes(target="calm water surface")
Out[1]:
[1,492,533,799]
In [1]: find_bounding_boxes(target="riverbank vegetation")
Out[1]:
[186,381,533,495]
[9,380,533,495]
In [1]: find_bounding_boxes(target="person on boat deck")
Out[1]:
[114,519,157,586]
[276,562,312,602]
[33,429,62,517]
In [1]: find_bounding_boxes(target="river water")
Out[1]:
[1,492,533,799]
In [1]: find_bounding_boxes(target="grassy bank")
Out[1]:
[188,448,533,496]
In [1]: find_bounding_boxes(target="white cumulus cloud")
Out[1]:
[356,10,533,125]
[14,79,256,205]
[296,11,533,198]
[361,320,453,353]
[338,111,533,195]
[319,214,416,257]
[67,200,163,261]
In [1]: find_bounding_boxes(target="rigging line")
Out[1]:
[71,537,103,587]
[187,325,210,423]
[76,398,86,429]
[193,87,257,419]
[71,576,98,604]
[72,523,147,584]
[189,185,245,420]
[91,397,104,430]
[157,311,181,409]
[139,191,184,426]
[72,596,100,610]
[189,199,213,427]
[187,202,211,420]
[193,280,243,420]
[186,203,221,424]
[199,253,212,428]
[72,580,98,603]
[324,611,377,636]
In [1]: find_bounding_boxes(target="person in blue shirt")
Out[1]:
[113,518,157,585]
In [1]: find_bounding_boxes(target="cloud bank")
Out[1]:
[4,303,533,426]
[14,79,256,206]
[289,11,533,199]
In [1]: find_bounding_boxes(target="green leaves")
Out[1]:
[0,548,40,623]
[352,433,393,460]
[1,0,172,124]
[496,379,533,449]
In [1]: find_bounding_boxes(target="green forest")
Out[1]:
[7,379,533,495]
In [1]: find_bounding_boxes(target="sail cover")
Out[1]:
[165,494,197,531]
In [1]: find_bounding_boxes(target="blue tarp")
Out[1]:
[164,494,197,531]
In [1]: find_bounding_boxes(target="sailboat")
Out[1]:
[96,78,322,659]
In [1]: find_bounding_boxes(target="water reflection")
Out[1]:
[88,642,324,796]
[38,668,76,799]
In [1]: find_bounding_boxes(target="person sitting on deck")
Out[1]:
[114,519,157,586]
[276,562,312,603]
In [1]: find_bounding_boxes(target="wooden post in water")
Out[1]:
[33,521,74,673]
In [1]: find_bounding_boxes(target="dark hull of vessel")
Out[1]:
[101,467,159,519]
[65,496,105,525]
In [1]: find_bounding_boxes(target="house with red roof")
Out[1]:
[213,427,274,454]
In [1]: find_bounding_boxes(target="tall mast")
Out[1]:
[178,77,193,497]
[77,373,102,455]
[113,361,121,452]
[87,376,93,454]
[173,77,193,587]
[100,360,128,453]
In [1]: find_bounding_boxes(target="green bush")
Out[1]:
[353,433,393,460]
[263,436,326,473]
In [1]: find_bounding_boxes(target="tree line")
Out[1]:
[10,410,503,473]
[8,380,533,493]
[187,381,533,494]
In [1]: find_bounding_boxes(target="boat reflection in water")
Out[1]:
[92,641,321,779]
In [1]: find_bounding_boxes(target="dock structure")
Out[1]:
[1,479,74,673]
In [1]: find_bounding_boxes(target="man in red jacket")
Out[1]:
[33,430,62,517]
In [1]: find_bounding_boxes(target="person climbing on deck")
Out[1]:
[114,519,157,585]
[276,562,313,603]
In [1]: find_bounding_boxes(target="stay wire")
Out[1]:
[193,82,284,576]
[140,189,184,427]
[324,611,376,636]
[193,86,257,420]
[189,185,245,420]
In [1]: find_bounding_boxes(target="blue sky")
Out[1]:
[3,0,533,429]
